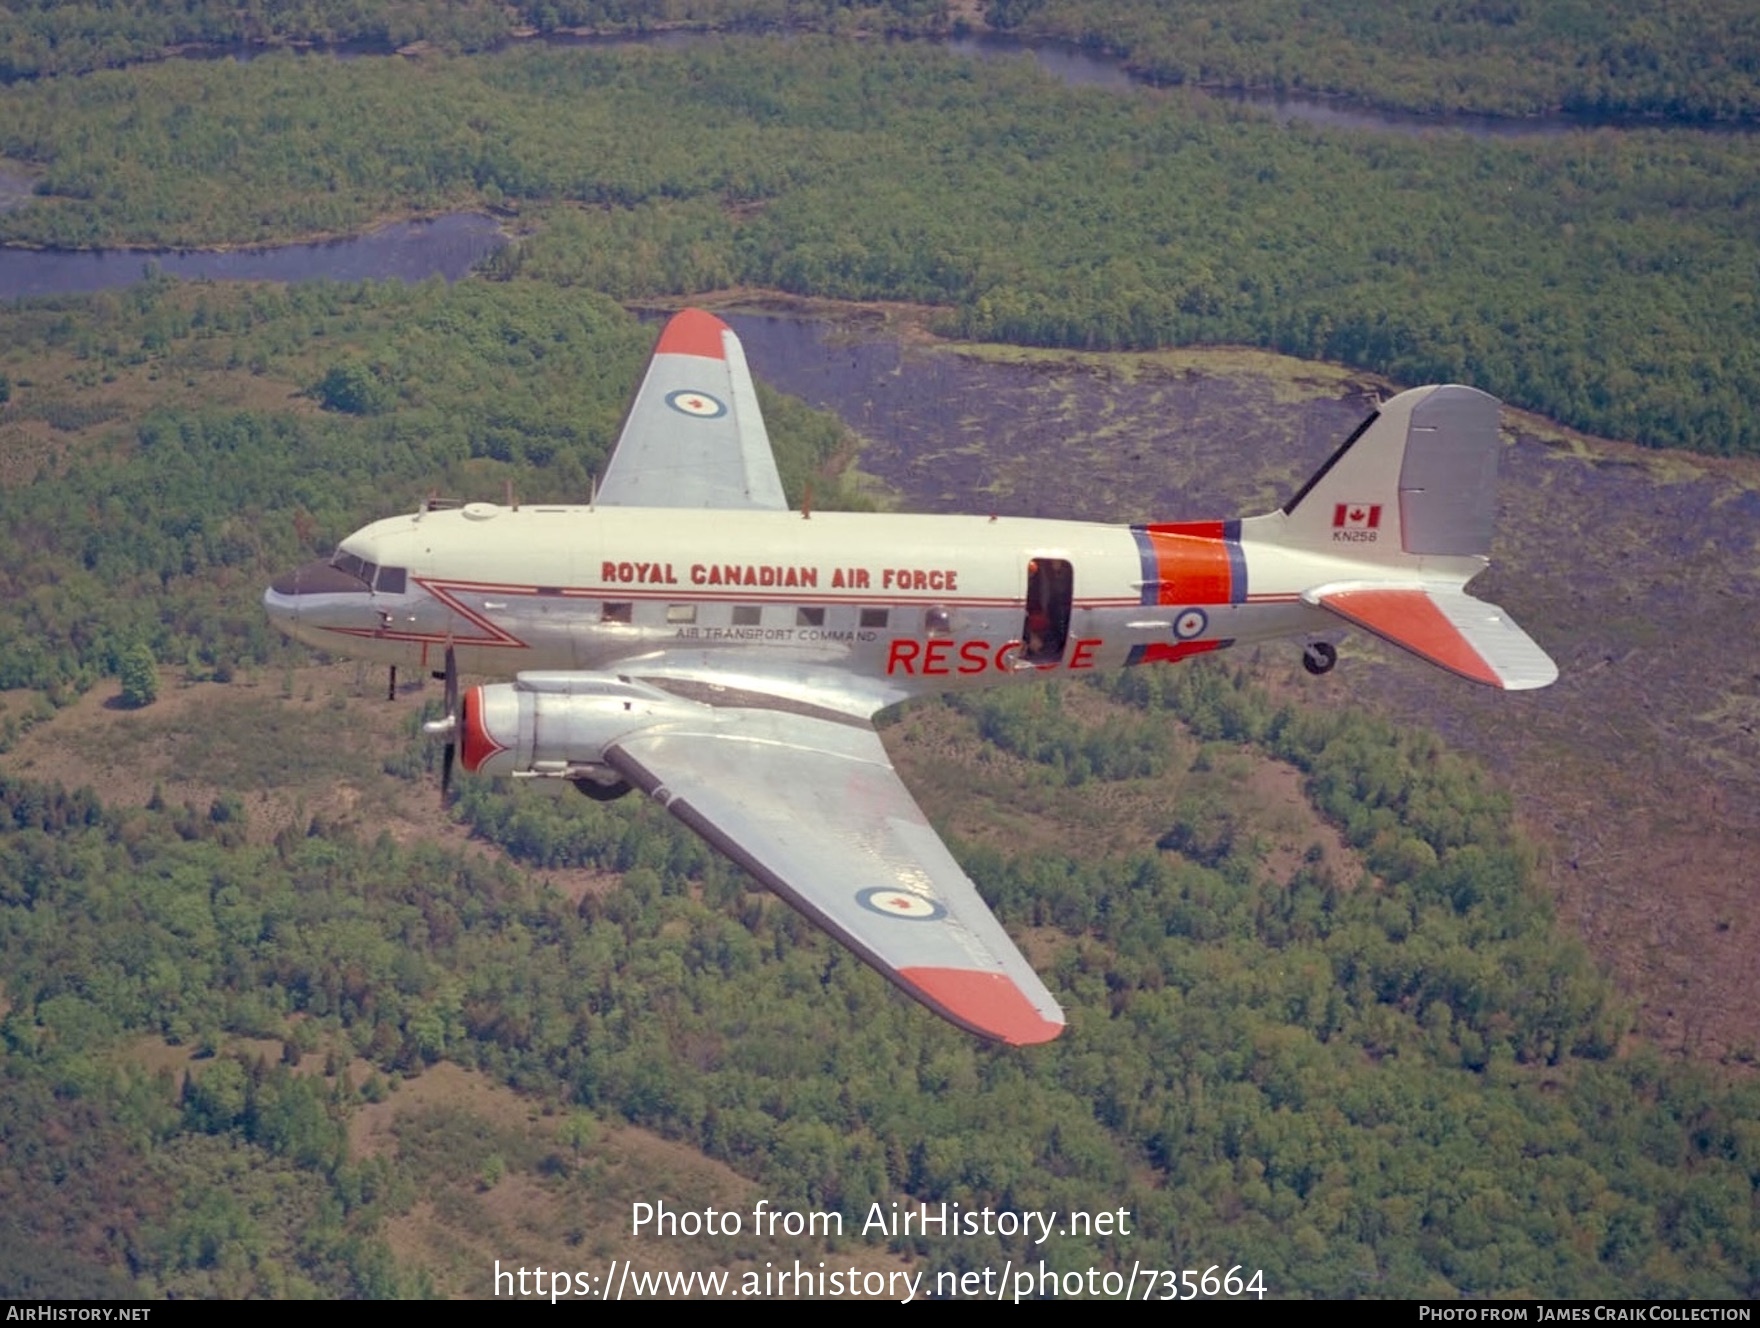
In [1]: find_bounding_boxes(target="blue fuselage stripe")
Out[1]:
[1223,519,1248,604]
[1129,526,1159,607]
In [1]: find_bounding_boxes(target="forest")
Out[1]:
[3,0,1755,125]
[4,658,1758,1297]
[0,278,853,697]
[0,2,1756,1302]
[992,0,1760,122]
[0,250,1755,1298]
[2,41,1757,458]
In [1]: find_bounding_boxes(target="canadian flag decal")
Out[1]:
[1333,503,1382,530]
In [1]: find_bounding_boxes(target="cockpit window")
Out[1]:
[329,550,377,586]
[328,551,406,593]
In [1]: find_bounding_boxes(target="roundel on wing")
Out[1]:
[665,388,728,419]
[856,887,947,922]
[1174,607,1209,640]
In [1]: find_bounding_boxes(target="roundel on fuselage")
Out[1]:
[1174,608,1209,640]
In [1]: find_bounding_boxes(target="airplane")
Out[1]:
[264,307,1557,1047]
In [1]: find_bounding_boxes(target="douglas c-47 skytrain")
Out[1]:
[265,309,1556,1046]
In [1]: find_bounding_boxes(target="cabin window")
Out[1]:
[666,604,697,624]
[924,607,952,638]
[796,607,825,627]
[733,605,762,626]
[1021,557,1073,664]
[860,608,889,629]
[602,602,633,624]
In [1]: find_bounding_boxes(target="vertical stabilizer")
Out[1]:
[1256,384,1501,564]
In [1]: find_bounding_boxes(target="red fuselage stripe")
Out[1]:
[1138,523,1235,606]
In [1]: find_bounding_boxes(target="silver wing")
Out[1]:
[602,704,1065,1046]
[580,311,1064,1043]
[598,308,788,510]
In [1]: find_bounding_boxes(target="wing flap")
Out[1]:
[1309,584,1558,690]
[598,309,789,511]
[604,708,1064,1045]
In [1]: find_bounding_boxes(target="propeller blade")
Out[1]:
[441,645,458,798]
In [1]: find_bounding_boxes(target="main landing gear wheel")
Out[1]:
[1302,641,1338,676]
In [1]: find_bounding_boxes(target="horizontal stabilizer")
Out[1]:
[1306,584,1558,690]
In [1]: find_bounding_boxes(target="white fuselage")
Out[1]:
[262,501,1422,713]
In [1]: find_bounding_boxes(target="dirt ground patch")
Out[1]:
[1243,756,1363,888]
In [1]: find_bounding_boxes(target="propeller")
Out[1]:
[441,645,458,796]
[421,645,461,798]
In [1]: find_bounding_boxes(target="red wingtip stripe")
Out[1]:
[899,967,1064,1046]
[654,308,730,361]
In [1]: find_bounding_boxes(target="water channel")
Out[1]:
[0,211,506,300]
[942,33,1634,138]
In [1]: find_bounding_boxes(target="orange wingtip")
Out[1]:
[654,308,729,361]
[1322,589,1500,687]
[899,967,1064,1046]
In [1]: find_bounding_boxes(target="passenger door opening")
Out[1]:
[1021,558,1073,664]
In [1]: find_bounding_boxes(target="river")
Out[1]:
[0,210,505,299]
[941,33,1625,138]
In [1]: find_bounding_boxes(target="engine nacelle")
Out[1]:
[460,673,702,782]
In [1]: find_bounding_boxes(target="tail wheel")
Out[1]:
[1302,641,1338,676]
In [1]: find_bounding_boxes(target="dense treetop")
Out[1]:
[994,0,1760,122]
[0,277,858,697]
[3,0,1756,124]
[3,659,1756,1296]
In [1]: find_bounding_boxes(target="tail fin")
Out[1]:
[1246,385,1558,690]
[1262,384,1500,563]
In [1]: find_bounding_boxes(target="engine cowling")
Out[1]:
[459,673,702,783]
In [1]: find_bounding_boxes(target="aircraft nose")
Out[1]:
[264,559,369,636]
[263,582,299,634]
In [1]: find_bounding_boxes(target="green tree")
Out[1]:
[118,642,158,708]
[314,360,393,416]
